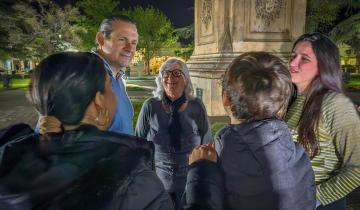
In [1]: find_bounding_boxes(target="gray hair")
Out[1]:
[153,57,194,100]
[98,15,136,39]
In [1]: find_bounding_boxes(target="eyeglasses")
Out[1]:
[161,69,183,78]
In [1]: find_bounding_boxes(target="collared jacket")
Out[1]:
[215,118,316,210]
[0,123,223,210]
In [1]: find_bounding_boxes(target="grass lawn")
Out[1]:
[346,80,360,90]
[0,78,30,91]
[126,84,150,91]
[132,99,146,129]
[210,122,227,136]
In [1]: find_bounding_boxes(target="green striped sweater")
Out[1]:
[285,91,360,205]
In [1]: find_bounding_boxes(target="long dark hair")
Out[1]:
[292,33,343,158]
[28,52,106,125]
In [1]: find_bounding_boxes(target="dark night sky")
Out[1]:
[55,0,194,28]
[120,0,194,28]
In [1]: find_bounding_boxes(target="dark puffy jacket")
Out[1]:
[0,123,173,210]
[215,118,316,210]
[0,124,224,210]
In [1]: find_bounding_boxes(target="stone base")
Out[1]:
[188,53,236,116]
[187,52,290,116]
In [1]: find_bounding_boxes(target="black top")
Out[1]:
[215,118,316,210]
[0,123,172,210]
[0,123,224,210]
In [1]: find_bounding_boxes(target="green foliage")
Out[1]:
[306,0,360,65]
[0,78,30,91]
[306,0,340,33]
[75,0,120,50]
[122,6,178,75]
[132,99,145,129]
[173,24,194,60]
[0,2,16,59]
[345,75,360,91]
[1,0,85,59]
[174,24,194,45]
[210,122,227,137]
[174,44,194,61]
[330,13,360,65]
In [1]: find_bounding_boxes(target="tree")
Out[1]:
[174,24,194,60]
[2,0,85,59]
[305,0,340,33]
[76,0,120,50]
[123,6,178,75]
[306,0,360,65]
[330,13,360,65]
[0,1,16,59]
[174,24,194,46]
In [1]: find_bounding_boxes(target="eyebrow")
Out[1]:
[165,69,182,71]
[292,52,313,59]
[113,34,138,41]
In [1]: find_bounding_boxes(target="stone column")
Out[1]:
[188,0,307,116]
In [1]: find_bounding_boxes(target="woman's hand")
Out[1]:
[189,143,217,165]
[39,115,62,134]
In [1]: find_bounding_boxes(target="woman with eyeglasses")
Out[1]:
[135,57,212,210]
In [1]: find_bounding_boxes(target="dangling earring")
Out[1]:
[96,108,110,126]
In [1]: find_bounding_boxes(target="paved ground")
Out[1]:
[0,89,38,128]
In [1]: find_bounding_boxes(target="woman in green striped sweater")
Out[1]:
[285,33,360,210]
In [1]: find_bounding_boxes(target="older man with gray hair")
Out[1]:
[93,15,138,134]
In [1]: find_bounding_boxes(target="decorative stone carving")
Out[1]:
[255,0,283,26]
[201,0,212,29]
[189,0,307,116]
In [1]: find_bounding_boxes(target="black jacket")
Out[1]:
[215,118,316,210]
[0,123,224,210]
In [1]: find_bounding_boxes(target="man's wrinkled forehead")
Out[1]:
[112,20,138,37]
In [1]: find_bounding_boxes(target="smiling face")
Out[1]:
[162,63,186,101]
[289,41,319,93]
[99,20,138,71]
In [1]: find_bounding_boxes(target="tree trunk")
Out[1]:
[356,50,360,74]
[145,59,150,75]
[144,48,151,75]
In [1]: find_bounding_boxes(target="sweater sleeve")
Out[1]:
[183,160,224,210]
[134,99,152,139]
[195,98,212,144]
[316,93,360,205]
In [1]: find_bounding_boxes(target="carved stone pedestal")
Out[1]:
[188,0,307,116]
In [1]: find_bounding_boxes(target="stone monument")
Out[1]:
[187,0,307,116]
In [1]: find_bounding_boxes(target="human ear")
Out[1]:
[222,92,231,107]
[94,91,106,110]
[96,32,105,47]
[93,91,110,128]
